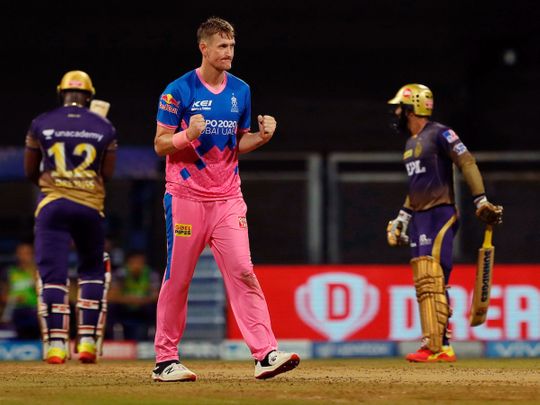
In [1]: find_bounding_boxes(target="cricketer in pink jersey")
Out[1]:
[151,17,300,382]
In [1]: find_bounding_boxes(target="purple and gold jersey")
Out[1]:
[403,121,473,211]
[156,68,251,201]
[26,105,117,215]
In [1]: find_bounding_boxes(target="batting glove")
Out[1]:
[474,195,503,225]
[387,209,412,247]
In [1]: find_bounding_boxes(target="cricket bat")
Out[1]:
[469,225,495,327]
[90,99,110,118]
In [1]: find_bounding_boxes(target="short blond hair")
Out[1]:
[197,17,235,43]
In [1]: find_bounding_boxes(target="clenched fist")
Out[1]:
[186,114,207,141]
[258,115,276,141]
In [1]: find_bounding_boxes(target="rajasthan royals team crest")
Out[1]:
[295,273,379,341]
[230,93,239,113]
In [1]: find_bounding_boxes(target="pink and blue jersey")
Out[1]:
[156,68,251,201]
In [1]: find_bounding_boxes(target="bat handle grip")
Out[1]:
[483,224,493,248]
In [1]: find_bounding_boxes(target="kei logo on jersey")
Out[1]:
[191,99,213,111]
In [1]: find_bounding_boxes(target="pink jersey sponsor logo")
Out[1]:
[160,94,180,114]
[161,94,180,107]
[159,102,178,114]
[238,216,248,229]
[175,223,192,237]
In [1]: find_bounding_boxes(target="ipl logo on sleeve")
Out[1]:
[295,273,379,341]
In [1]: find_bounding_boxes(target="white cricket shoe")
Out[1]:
[152,361,197,382]
[254,350,300,379]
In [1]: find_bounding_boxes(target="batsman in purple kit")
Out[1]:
[386,84,503,362]
[24,70,117,364]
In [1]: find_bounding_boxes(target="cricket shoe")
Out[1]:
[46,347,67,364]
[78,341,97,364]
[152,361,197,382]
[406,345,457,363]
[254,350,300,379]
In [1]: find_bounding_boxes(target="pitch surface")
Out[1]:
[0,358,538,404]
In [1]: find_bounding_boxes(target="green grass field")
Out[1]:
[0,358,538,404]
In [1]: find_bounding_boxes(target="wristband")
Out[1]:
[172,130,190,150]
[473,194,487,209]
[398,209,412,223]
[401,206,413,215]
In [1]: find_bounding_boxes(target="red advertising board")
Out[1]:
[226,265,540,341]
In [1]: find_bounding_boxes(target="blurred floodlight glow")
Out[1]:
[503,49,517,66]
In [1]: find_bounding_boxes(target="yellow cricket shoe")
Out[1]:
[78,341,97,364]
[46,347,67,364]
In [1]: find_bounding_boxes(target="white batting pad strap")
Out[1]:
[78,279,104,285]
[77,298,100,310]
[50,329,69,340]
[51,303,71,314]
[78,325,96,335]
[43,283,69,292]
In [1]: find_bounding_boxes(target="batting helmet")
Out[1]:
[388,84,433,116]
[57,70,95,95]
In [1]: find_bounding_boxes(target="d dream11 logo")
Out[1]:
[295,273,379,341]
[291,271,540,341]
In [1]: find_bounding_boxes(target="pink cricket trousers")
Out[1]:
[154,194,277,362]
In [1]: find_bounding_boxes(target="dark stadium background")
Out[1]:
[1,1,539,269]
